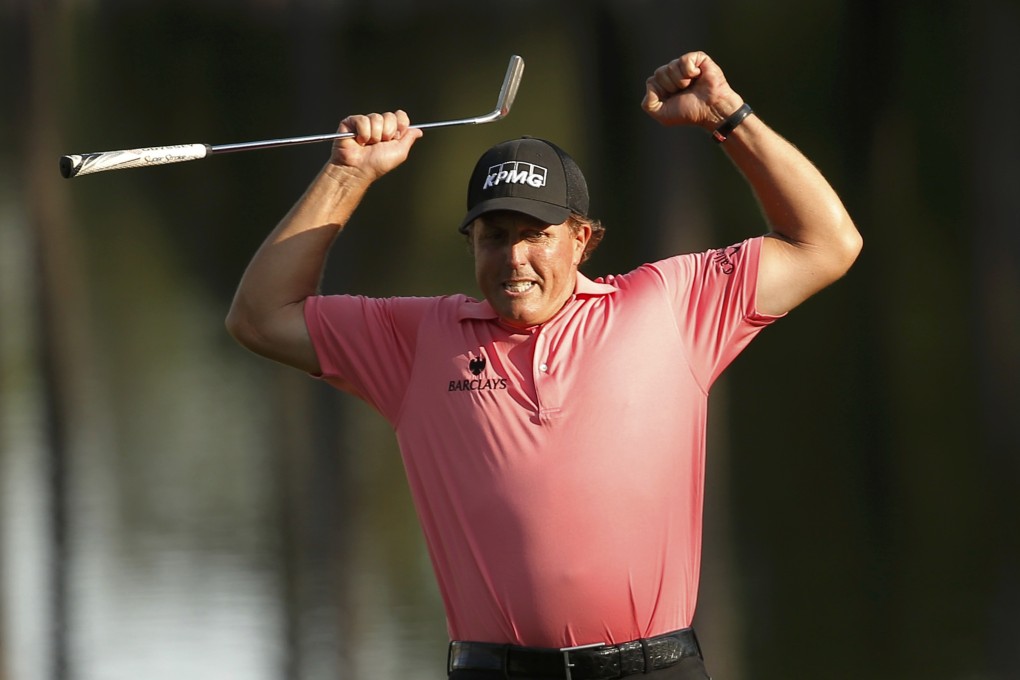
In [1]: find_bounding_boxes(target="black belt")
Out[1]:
[448,628,702,680]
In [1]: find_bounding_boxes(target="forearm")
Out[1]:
[238,165,369,306]
[721,113,859,256]
[721,111,862,313]
[225,164,371,361]
[226,110,421,370]
[642,51,861,314]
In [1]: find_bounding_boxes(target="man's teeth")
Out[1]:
[503,281,535,293]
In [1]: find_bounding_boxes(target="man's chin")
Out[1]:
[492,303,541,329]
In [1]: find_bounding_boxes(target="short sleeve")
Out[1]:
[647,236,784,389]
[304,295,433,423]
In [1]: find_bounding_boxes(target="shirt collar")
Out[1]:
[457,271,618,322]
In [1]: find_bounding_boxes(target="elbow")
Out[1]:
[224,299,314,372]
[225,309,279,361]
[812,217,863,287]
[224,307,242,342]
[838,219,864,275]
[818,209,862,279]
[787,215,864,283]
[225,302,262,352]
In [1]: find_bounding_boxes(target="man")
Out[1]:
[227,51,862,680]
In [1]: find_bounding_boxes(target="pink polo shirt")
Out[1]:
[305,236,779,648]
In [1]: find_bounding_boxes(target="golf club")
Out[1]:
[60,55,525,179]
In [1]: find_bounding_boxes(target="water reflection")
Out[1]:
[0,193,447,678]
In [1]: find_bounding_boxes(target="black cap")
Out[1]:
[458,137,589,234]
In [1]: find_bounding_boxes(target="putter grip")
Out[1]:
[59,143,211,178]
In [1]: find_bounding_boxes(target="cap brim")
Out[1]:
[458,197,572,234]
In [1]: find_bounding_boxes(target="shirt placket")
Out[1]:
[532,328,562,423]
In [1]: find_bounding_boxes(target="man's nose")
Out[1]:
[507,237,529,266]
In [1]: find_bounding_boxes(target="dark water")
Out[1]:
[0,193,447,678]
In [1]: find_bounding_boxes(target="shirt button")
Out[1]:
[539,363,549,373]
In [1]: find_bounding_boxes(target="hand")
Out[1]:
[328,110,423,182]
[641,52,745,131]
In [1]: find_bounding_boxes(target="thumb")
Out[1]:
[641,81,664,115]
[399,126,425,151]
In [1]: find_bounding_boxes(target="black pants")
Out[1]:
[448,654,712,680]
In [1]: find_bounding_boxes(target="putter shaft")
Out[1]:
[59,55,524,178]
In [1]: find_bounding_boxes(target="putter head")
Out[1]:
[495,55,525,118]
[407,56,525,131]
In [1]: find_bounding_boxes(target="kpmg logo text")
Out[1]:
[483,162,548,190]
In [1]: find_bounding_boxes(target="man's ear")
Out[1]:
[572,221,592,265]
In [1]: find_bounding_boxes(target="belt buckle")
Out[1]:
[559,642,605,680]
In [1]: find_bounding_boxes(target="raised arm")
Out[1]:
[225,111,423,373]
[642,51,863,315]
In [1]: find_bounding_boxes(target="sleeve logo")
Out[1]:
[711,244,741,275]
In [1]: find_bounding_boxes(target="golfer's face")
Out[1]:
[472,211,588,328]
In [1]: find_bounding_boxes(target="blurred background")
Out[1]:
[2,0,1018,678]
